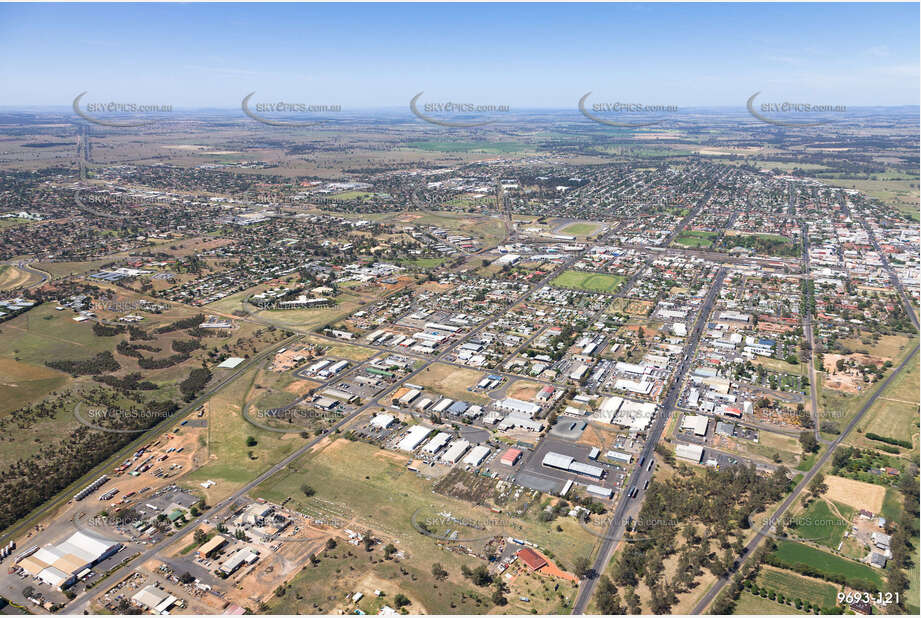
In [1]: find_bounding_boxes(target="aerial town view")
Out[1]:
[0,2,917,616]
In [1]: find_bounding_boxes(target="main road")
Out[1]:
[571,267,727,614]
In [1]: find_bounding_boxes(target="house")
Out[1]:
[516,548,548,571]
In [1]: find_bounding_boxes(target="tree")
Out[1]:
[325,538,337,550]
[431,563,448,581]
[574,556,593,579]
[194,528,208,544]
[809,473,827,497]
[799,431,819,453]
[394,594,411,608]
[301,484,316,497]
[245,435,257,447]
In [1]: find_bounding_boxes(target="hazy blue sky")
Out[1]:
[1,2,918,108]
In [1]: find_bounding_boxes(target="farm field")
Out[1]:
[769,540,883,589]
[551,270,625,293]
[754,566,839,608]
[822,476,886,513]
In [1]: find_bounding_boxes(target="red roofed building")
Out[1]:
[500,448,522,466]
[516,548,548,571]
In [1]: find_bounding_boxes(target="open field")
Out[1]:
[302,335,378,362]
[256,439,597,572]
[755,566,839,607]
[770,540,883,589]
[179,365,304,503]
[551,270,625,293]
[793,498,853,548]
[823,475,886,513]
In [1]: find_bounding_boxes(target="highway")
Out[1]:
[571,267,727,614]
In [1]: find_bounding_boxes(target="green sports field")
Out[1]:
[551,270,626,293]
[674,230,718,248]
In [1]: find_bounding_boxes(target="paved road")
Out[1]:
[691,341,919,614]
[571,267,727,614]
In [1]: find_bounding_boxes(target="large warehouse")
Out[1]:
[541,452,604,479]
[18,530,120,590]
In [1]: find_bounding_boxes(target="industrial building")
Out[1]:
[676,443,704,463]
[17,530,121,590]
[541,451,604,479]
[396,425,432,452]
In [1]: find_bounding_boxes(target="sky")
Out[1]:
[0,2,918,109]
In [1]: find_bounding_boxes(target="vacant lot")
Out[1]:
[413,362,489,405]
[552,270,625,293]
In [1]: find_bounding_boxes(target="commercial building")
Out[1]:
[676,443,704,463]
[681,415,709,436]
[19,530,121,590]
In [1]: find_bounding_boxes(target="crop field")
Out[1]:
[551,270,625,293]
[674,230,718,248]
[770,540,883,589]
[755,566,839,607]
